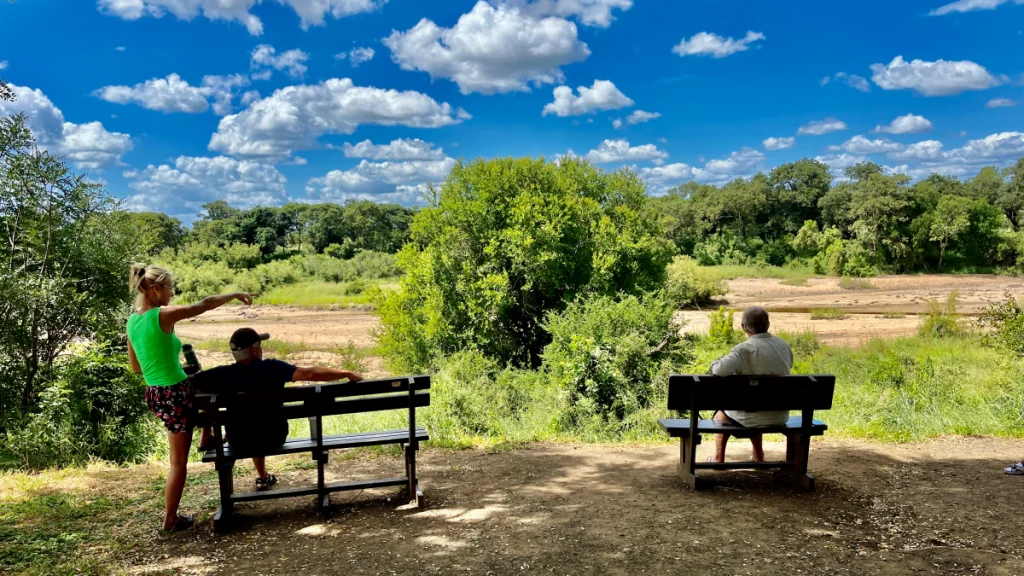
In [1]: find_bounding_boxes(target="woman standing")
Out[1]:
[127,264,252,532]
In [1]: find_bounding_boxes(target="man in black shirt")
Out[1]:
[201,328,362,491]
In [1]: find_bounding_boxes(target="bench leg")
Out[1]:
[214,459,235,534]
[677,436,707,490]
[317,453,330,518]
[790,434,815,492]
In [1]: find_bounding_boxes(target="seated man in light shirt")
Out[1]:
[707,306,794,463]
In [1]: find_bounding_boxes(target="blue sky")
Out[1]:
[1,0,1022,223]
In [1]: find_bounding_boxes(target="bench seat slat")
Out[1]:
[202,428,429,463]
[658,416,827,438]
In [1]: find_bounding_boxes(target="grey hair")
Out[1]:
[740,306,770,334]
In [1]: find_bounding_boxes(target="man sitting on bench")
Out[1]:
[217,328,363,491]
[708,307,793,463]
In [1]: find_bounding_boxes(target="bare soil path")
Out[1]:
[108,438,1024,575]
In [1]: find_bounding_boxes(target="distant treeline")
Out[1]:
[649,159,1024,275]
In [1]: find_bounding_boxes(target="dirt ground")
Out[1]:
[111,438,1024,575]
[681,274,1024,346]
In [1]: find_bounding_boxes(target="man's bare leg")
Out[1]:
[252,457,269,479]
[750,434,766,462]
[711,411,732,463]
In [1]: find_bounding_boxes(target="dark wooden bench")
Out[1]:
[193,375,430,532]
[658,374,835,491]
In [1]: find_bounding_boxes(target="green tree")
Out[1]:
[126,211,186,255]
[998,159,1024,229]
[375,157,674,371]
[930,195,972,268]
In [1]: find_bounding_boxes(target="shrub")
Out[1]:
[810,308,847,320]
[663,256,727,308]
[839,276,876,290]
[780,277,808,287]
[375,157,675,372]
[882,311,906,319]
[708,306,742,345]
[918,291,964,338]
[542,294,689,432]
[979,295,1024,355]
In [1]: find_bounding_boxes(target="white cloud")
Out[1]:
[825,72,871,92]
[814,153,868,173]
[94,73,249,115]
[672,31,765,58]
[763,137,795,151]
[870,56,1001,96]
[872,114,934,134]
[208,78,465,159]
[383,1,591,95]
[638,162,697,188]
[586,139,667,164]
[115,46,127,52]
[251,44,309,78]
[797,118,848,136]
[97,0,265,35]
[834,135,904,155]
[509,0,633,27]
[943,132,1024,163]
[890,140,945,161]
[250,69,273,81]
[987,97,1017,108]
[612,118,624,129]
[929,0,1024,16]
[542,80,633,117]
[339,138,446,161]
[305,158,455,204]
[97,0,387,35]
[240,90,261,106]
[124,155,288,221]
[625,110,660,125]
[0,60,7,70]
[694,147,765,183]
[275,0,388,29]
[0,84,132,169]
[335,47,376,66]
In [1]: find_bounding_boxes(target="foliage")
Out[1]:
[918,291,964,338]
[375,157,675,372]
[839,276,876,290]
[979,295,1024,356]
[707,306,742,345]
[662,255,727,308]
[810,308,847,320]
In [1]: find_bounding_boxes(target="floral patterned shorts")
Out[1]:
[144,379,196,434]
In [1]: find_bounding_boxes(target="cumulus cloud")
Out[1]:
[98,0,386,35]
[672,31,765,58]
[872,114,934,135]
[0,83,132,169]
[883,133,1024,180]
[94,73,250,115]
[639,147,765,189]
[339,138,446,161]
[542,80,633,117]
[929,0,1024,16]
[870,56,1001,96]
[638,162,697,189]
[625,110,660,125]
[208,78,465,159]
[0,60,8,70]
[797,118,848,136]
[823,72,871,92]
[763,137,795,151]
[832,135,904,155]
[335,47,376,66]
[305,158,455,204]
[814,153,868,173]
[508,0,633,27]
[890,140,945,161]
[383,1,591,95]
[123,155,288,221]
[943,132,1024,163]
[987,98,1017,108]
[251,44,310,78]
[586,139,667,164]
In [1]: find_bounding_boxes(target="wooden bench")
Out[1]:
[193,374,430,532]
[658,374,835,491]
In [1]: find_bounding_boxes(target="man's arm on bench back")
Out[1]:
[292,366,363,383]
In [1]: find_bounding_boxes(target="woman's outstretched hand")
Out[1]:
[235,293,254,306]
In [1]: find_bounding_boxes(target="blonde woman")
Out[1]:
[127,264,252,532]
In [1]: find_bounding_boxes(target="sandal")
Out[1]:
[1005,462,1024,475]
[161,514,195,534]
[256,474,278,491]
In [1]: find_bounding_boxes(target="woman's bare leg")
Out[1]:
[163,430,192,530]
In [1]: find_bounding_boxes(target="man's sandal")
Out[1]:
[1005,462,1024,475]
[256,474,278,491]
[161,514,195,534]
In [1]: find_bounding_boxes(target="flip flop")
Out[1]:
[1005,462,1024,475]
[161,514,195,534]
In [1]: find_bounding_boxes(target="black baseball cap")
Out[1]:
[229,328,270,351]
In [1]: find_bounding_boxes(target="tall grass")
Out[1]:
[810,308,848,320]
[258,280,399,307]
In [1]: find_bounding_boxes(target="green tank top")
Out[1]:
[126,308,188,387]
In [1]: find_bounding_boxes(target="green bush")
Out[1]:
[542,294,689,433]
[663,256,727,308]
[979,296,1024,355]
[810,307,848,320]
[3,343,160,469]
[918,291,964,338]
[708,306,742,345]
[375,157,675,372]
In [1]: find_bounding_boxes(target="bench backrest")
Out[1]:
[667,374,835,413]
[192,374,431,428]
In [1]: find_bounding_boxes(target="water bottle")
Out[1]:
[182,343,202,375]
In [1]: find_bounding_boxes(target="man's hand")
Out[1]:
[234,292,254,306]
[344,371,364,382]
